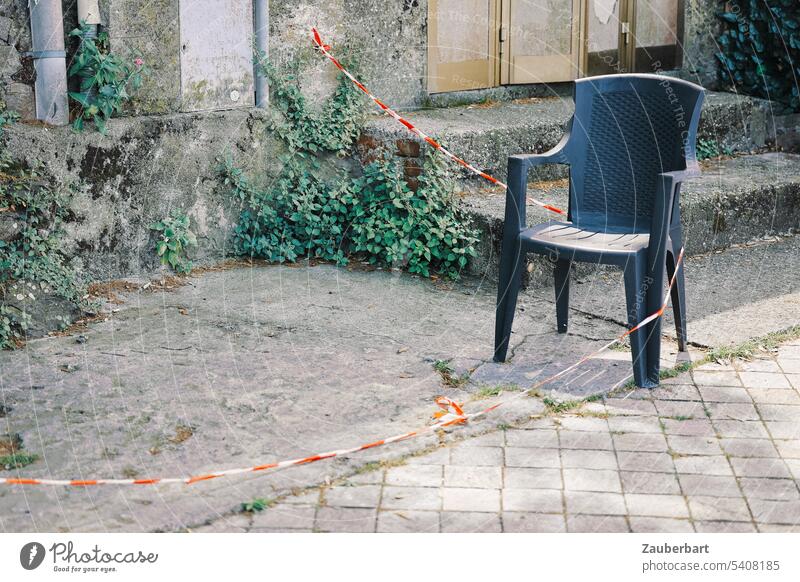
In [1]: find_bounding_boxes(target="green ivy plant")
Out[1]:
[717,1,800,112]
[219,55,478,279]
[1,109,88,349]
[68,21,147,133]
[149,211,197,274]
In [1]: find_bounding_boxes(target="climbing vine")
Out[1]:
[219,56,477,279]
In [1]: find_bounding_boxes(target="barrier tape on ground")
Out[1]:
[0,251,684,487]
[310,28,566,216]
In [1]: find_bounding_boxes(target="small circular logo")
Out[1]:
[20,542,46,570]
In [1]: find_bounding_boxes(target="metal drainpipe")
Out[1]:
[76,0,101,104]
[254,0,269,108]
[27,0,69,125]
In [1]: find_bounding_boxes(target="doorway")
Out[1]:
[427,0,684,93]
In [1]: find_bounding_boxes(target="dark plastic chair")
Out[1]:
[493,74,705,388]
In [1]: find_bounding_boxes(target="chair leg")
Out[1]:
[494,241,525,362]
[666,248,688,352]
[623,256,652,388]
[554,258,570,334]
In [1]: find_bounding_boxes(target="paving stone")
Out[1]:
[377,510,439,533]
[667,435,723,456]
[385,464,443,488]
[502,488,563,513]
[650,384,702,401]
[774,439,800,459]
[444,465,502,489]
[561,449,617,470]
[625,494,690,518]
[748,499,800,525]
[730,457,792,479]
[630,517,694,533]
[673,455,734,476]
[250,506,316,530]
[315,507,376,532]
[620,471,682,495]
[607,415,663,434]
[381,486,441,511]
[786,374,800,389]
[504,429,558,448]
[563,468,621,493]
[706,402,760,421]
[441,511,501,533]
[604,399,658,416]
[748,388,800,405]
[713,420,770,439]
[502,512,566,533]
[281,490,322,505]
[757,524,800,533]
[557,416,609,432]
[504,467,562,490]
[692,370,742,387]
[756,404,800,422]
[739,477,800,501]
[566,515,629,532]
[564,491,627,515]
[346,471,384,485]
[407,447,450,465]
[687,496,751,522]
[325,485,382,509]
[694,521,757,533]
[612,432,669,452]
[720,438,779,458]
[786,459,800,479]
[504,446,560,468]
[459,432,505,447]
[654,400,707,418]
[764,421,800,440]
[738,372,792,390]
[616,451,675,473]
[737,359,782,373]
[779,360,800,374]
[442,487,501,512]
[678,474,742,498]
[697,386,752,403]
[558,430,614,450]
[450,446,503,467]
[661,418,715,437]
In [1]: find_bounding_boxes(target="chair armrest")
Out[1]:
[504,123,572,233]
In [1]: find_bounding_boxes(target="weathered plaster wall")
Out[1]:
[5,109,277,279]
[681,0,722,88]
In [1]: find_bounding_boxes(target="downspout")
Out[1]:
[76,0,101,105]
[254,0,269,108]
[27,0,69,125]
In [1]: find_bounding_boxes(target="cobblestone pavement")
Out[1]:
[200,339,800,533]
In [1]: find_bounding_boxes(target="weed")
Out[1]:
[0,452,39,470]
[543,397,582,414]
[241,498,275,513]
[149,211,197,274]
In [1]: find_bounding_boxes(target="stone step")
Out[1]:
[463,152,800,284]
[361,91,779,185]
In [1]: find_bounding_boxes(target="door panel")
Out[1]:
[428,0,499,93]
[633,0,683,72]
[502,0,582,84]
[585,0,627,75]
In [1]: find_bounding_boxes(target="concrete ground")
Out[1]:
[0,234,798,533]
[205,342,800,533]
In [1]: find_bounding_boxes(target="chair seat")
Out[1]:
[520,222,650,264]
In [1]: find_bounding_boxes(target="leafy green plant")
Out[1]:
[0,452,39,470]
[68,21,147,133]
[149,211,197,274]
[1,108,88,349]
[241,498,274,513]
[717,1,800,112]
[697,138,721,161]
[220,55,478,279]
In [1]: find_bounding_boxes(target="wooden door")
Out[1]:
[428,0,500,93]
[632,0,684,73]
[501,0,583,84]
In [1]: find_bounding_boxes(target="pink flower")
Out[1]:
[134,57,144,68]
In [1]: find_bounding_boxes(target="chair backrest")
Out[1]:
[564,74,705,232]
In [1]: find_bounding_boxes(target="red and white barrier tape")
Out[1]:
[0,250,684,487]
[311,28,566,216]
